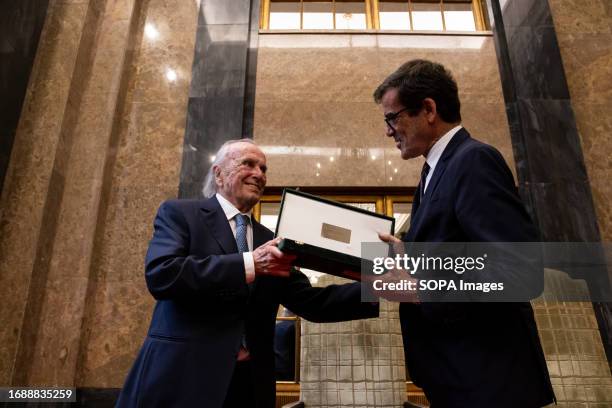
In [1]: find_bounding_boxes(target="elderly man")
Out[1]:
[116,139,377,408]
[374,60,555,407]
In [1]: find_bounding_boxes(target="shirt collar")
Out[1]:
[425,125,463,170]
[215,193,252,222]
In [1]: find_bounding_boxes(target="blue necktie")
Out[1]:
[235,214,250,253]
[235,213,251,357]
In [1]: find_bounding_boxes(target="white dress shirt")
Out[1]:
[423,125,463,192]
[215,193,256,283]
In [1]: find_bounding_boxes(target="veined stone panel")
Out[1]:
[254,33,512,188]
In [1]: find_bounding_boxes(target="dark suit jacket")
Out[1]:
[273,320,296,381]
[116,197,377,408]
[400,128,555,408]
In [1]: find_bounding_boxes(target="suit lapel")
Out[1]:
[404,129,471,241]
[200,196,238,254]
[423,128,470,201]
[252,220,269,249]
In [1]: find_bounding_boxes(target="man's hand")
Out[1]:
[253,237,296,278]
[378,232,405,255]
[372,232,419,303]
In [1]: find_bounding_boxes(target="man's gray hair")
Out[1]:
[202,138,257,198]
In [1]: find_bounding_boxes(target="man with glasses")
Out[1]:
[374,60,555,407]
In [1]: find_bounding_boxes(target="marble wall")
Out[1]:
[546,0,612,403]
[254,33,513,188]
[548,0,612,242]
[178,0,261,198]
[0,0,49,196]
[76,0,199,388]
[0,0,198,391]
[487,0,612,406]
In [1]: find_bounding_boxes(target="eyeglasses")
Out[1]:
[384,107,411,133]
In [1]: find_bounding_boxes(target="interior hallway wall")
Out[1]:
[0,0,49,197]
[0,0,199,391]
[254,33,513,188]
[548,0,612,242]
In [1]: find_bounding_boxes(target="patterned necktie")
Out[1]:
[419,162,431,201]
[235,214,250,253]
[235,214,251,360]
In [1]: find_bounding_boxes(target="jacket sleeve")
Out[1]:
[453,145,543,301]
[280,270,378,323]
[144,201,248,302]
[454,145,538,242]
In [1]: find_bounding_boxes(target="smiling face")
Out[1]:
[380,88,435,160]
[215,142,267,212]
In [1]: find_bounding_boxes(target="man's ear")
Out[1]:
[213,165,222,187]
[422,98,437,124]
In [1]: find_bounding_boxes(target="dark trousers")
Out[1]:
[223,361,255,408]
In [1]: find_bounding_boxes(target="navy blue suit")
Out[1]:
[273,320,296,381]
[116,197,377,408]
[400,129,555,407]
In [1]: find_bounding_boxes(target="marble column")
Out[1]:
[0,0,49,196]
[0,0,167,389]
[1,0,144,387]
[487,0,610,335]
[0,0,95,386]
[487,0,612,404]
[487,0,599,243]
[178,0,261,198]
[546,0,612,244]
[0,0,200,398]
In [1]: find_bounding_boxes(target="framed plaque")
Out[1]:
[275,189,395,281]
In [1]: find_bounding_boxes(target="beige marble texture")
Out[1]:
[542,3,612,403]
[15,0,137,386]
[131,0,197,104]
[254,33,514,188]
[553,33,611,229]
[549,0,611,35]
[549,0,612,242]
[550,0,612,241]
[77,0,198,386]
[0,0,197,388]
[77,278,154,386]
[0,1,89,385]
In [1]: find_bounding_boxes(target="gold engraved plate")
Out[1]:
[321,223,352,244]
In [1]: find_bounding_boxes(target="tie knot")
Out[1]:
[235,214,250,227]
[421,162,430,177]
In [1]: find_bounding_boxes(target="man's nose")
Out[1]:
[385,124,395,137]
[253,166,265,180]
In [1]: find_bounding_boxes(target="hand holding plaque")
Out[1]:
[253,237,296,278]
[373,232,419,303]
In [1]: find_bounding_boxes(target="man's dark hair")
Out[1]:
[373,59,461,123]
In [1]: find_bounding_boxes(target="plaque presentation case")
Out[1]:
[275,189,395,281]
